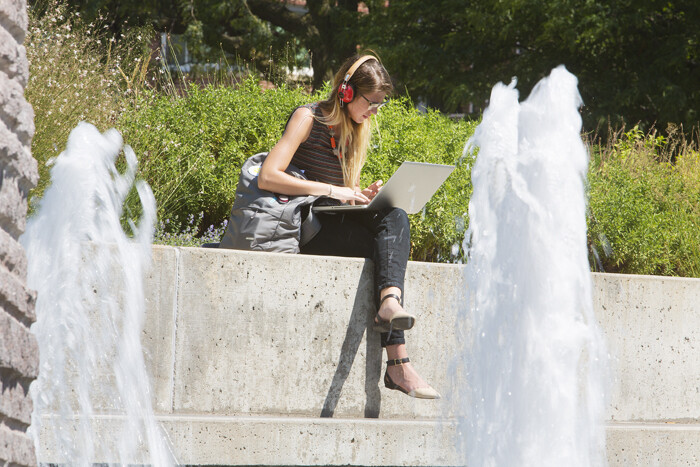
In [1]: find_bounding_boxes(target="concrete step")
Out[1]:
[606,422,700,466]
[38,416,700,466]
[37,245,700,465]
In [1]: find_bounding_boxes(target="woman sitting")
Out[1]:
[257,54,439,399]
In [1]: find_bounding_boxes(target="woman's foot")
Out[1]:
[384,357,440,399]
[373,293,416,332]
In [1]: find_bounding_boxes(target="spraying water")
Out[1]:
[22,122,176,466]
[457,66,609,466]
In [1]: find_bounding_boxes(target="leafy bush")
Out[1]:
[117,79,319,233]
[154,212,228,247]
[25,7,700,274]
[118,84,475,261]
[368,99,477,261]
[587,127,700,277]
[25,1,152,205]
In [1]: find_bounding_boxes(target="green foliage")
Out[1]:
[117,84,475,261]
[62,0,699,134]
[154,212,228,247]
[25,0,153,205]
[117,78,319,233]
[587,127,700,277]
[25,5,700,275]
[366,99,477,261]
[363,0,700,135]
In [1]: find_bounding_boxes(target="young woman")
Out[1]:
[258,54,439,399]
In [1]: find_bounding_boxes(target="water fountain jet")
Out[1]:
[22,122,176,466]
[457,66,609,467]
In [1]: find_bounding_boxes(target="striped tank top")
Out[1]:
[289,103,345,186]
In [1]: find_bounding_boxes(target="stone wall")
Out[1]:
[0,0,39,465]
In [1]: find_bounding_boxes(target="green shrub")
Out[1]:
[587,127,700,277]
[27,7,699,273]
[117,78,320,233]
[25,1,152,205]
[118,84,475,261]
[368,99,477,261]
[154,212,228,247]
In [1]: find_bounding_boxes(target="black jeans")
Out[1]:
[300,207,410,347]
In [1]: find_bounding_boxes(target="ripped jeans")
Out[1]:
[300,207,410,347]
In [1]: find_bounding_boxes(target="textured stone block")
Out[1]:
[0,70,35,145]
[0,171,30,237]
[0,265,35,321]
[0,309,38,377]
[0,27,28,86]
[0,227,27,277]
[0,424,36,466]
[0,375,32,425]
[0,0,28,39]
[0,264,35,321]
[0,115,38,187]
[171,247,465,420]
[0,1,37,465]
[593,273,700,422]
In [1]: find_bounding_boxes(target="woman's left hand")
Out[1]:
[361,180,383,202]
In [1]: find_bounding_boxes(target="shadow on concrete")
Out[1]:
[320,261,382,418]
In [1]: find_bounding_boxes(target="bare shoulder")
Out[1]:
[265,105,317,166]
[285,106,315,137]
[292,105,314,119]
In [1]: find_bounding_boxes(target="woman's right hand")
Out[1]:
[328,185,371,204]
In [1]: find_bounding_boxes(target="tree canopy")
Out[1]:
[363,0,700,133]
[45,0,700,133]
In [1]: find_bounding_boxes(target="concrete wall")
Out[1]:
[594,273,700,466]
[0,0,39,465]
[35,246,700,466]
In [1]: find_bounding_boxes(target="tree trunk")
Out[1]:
[246,0,359,90]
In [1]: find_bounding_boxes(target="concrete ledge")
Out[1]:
[149,246,467,420]
[37,245,700,465]
[39,416,700,466]
[40,415,458,466]
[592,273,700,422]
[606,422,700,466]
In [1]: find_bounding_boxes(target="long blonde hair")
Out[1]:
[318,54,393,187]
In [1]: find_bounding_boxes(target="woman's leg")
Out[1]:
[380,290,435,395]
[302,212,407,346]
[362,208,410,301]
[360,209,438,397]
[303,209,436,397]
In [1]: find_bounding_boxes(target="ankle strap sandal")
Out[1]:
[383,358,441,399]
[386,357,410,366]
[380,293,402,307]
[373,295,416,333]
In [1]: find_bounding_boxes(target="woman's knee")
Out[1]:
[384,207,410,239]
[379,206,408,225]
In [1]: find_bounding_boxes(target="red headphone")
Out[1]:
[337,55,378,106]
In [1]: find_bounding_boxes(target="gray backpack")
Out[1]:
[219,152,321,253]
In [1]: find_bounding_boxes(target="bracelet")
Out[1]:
[328,184,333,197]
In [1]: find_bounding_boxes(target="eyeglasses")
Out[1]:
[359,93,389,111]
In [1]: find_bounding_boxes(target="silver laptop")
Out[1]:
[313,161,455,215]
